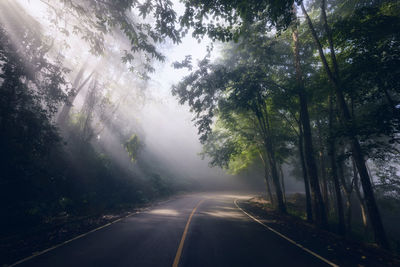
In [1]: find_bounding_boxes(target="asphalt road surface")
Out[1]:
[14,193,331,267]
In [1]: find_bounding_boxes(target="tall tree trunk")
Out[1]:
[279,164,287,204]
[352,158,369,233]
[254,102,286,213]
[328,95,346,235]
[266,147,286,213]
[338,158,353,232]
[346,196,353,233]
[265,167,274,205]
[292,17,327,228]
[264,111,286,213]
[328,179,336,212]
[316,119,329,214]
[299,126,313,222]
[320,153,329,211]
[301,1,389,249]
[259,152,274,205]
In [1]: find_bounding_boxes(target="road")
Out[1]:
[14,193,331,267]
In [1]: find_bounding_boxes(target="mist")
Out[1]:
[0,0,277,194]
[2,0,400,265]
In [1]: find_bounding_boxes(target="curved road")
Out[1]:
[14,193,330,267]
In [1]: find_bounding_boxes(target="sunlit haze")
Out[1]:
[1,0,399,266]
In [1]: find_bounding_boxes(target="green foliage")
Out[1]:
[0,21,70,216]
[179,0,299,41]
[42,0,181,77]
[174,30,297,176]
[124,134,142,162]
[332,2,400,152]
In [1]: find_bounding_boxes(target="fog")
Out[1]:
[2,0,304,194]
[2,1,400,261]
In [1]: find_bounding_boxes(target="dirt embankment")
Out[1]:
[239,195,400,267]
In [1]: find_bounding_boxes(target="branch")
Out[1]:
[300,3,336,86]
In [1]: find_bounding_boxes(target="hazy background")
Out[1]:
[6,0,304,194]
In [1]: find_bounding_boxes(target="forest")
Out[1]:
[0,0,399,266]
[172,0,400,251]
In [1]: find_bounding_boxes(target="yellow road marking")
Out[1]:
[172,199,205,267]
[234,199,339,267]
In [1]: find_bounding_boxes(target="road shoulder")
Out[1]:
[237,197,400,267]
[1,194,182,266]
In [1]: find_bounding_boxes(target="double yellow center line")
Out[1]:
[172,199,205,267]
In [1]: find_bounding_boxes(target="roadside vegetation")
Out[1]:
[240,195,400,266]
[0,1,186,263]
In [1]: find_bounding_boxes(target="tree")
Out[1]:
[39,0,180,63]
[291,8,327,228]
[177,0,399,249]
[300,0,394,248]
[173,42,292,212]
[202,112,275,205]
[0,20,70,226]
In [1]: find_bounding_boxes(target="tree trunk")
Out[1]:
[338,158,353,232]
[346,197,353,232]
[320,154,329,211]
[299,127,313,222]
[279,164,287,204]
[292,19,327,228]
[328,95,346,235]
[266,148,286,213]
[352,158,369,233]
[316,119,329,214]
[265,168,274,205]
[253,102,286,213]
[301,1,389,249]
[259,152,274,205]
